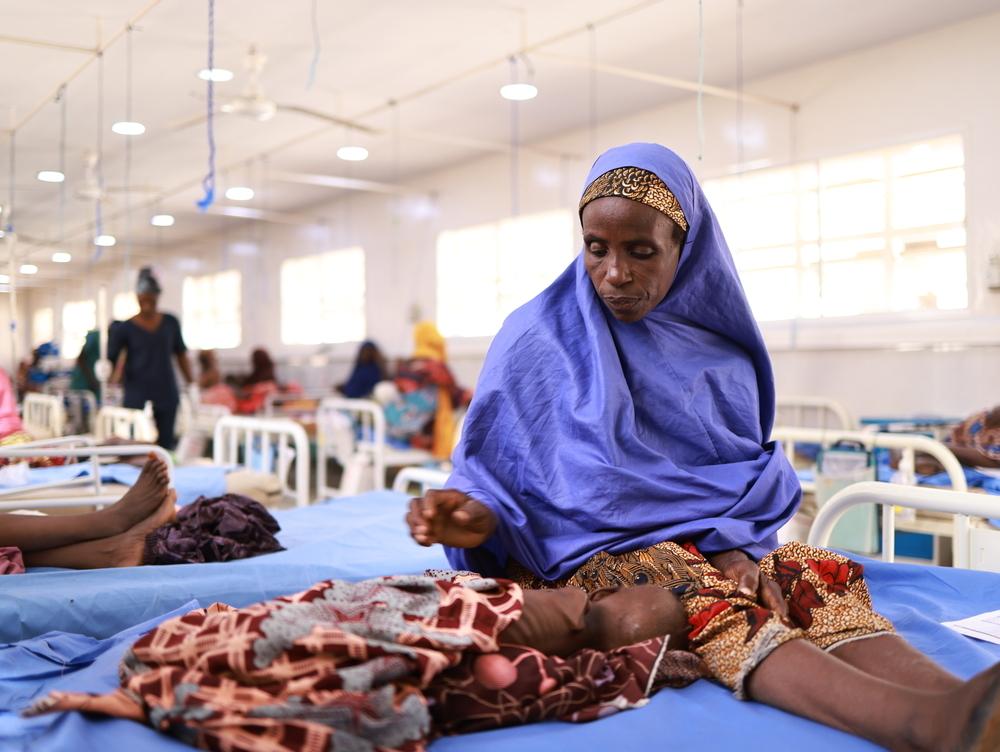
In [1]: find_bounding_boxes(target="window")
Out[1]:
[437,210,574,337]
[32,307,54,347]
[703,136,967,321]
[281,248,365,345]
[182,270,242,349]
[61,300,96,357]
[113,292,139,321]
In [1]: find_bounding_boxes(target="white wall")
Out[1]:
[24,11,1000,417]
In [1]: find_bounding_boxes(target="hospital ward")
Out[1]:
[3,1,1000,750]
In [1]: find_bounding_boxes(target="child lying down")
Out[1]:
[27,570,1000,752]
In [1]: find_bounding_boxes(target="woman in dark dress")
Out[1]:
[109,268,194,449]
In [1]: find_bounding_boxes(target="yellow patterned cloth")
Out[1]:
[508,541,893,697]
[579,166,689,231]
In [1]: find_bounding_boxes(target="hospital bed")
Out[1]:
[212,415,311,507]
[315,397,455,498]
[3,480,1000,752]
[94,405,157,443]
[775,395,855,430]
[809,480,1000,573]
[773,426,977,563]
[0,440,173,512]
[20,393,67,439]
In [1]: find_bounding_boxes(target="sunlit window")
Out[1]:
[62,300,96,357]
[32,307,54,348]
[281,248,366,345]
[437,210,574,337]
[703,136,967,321]
[113,292,139,321]
[182,270,242,349]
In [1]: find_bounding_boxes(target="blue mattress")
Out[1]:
[0,463,228,507]
[0,492,447,643]
[3,492,1000,752]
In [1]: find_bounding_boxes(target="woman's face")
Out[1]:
[582,196,683,323]
[137,293,159,316]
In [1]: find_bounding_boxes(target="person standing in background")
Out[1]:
[109,267,193,449]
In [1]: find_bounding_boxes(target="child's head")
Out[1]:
[501,584,687,657]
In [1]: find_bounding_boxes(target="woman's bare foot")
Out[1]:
[914,662,1000,752]
[103,454,171,533]
[25,490,177,570]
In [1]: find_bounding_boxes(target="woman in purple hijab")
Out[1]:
[407,144,1000,749]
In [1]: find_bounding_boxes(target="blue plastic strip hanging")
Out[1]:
[197,0,217,211]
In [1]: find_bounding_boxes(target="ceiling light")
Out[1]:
[94,234,117,247]
[0,275,8,283]
[52,251,72,263]
[19,264,38,275]
[150,214,175,227]
[336,146,369,162]
[225,186,254,201]
[111,121,146,136]
[500,83,538,101]
[36,170,65,183]
[198,67,234,82]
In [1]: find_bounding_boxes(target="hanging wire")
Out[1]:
[306,0,321,89]
[94,50,106,258]
[736,0,744,172]
[696,0,705,162]
[124,25,134,277]
[5,128,14,235]
[197,0,217,211]
[588,24,598,157]
[509,56,520,217]
[57,85,67,250]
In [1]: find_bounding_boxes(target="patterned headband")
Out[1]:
[579,166,688,232]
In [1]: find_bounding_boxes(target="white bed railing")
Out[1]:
[22,393,66,439]
[95,406,157,443]
[64,390,98,434]
[0,443,174,511]
[771,426,967,494]
[316,398,388,498]
[807,481,1000,571]
[392,466,449,495]
[213,415,310,507]
[775,396,854,431]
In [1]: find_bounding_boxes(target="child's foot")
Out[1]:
[111,490,178,567]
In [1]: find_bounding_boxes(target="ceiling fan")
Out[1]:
[74,150,160,202]
[169,45,375,134]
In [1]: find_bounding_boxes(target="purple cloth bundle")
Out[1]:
[143,494,284,565]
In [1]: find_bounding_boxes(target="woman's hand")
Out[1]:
[406,489,497,549]
[708,549,789,620]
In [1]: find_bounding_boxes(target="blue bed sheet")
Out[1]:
[0,492,448,643]
[0,463,228,507]
[2,553,1000,752]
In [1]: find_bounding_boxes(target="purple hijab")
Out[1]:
[445,143,801,581]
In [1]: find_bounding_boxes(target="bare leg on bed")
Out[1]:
[23,490,176,569]
[1,454,170,553]
[831,634,963,692]
[746,639,1000,752]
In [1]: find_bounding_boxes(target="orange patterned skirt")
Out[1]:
[509,540,893,697]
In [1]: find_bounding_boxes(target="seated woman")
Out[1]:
[384,321,472,459]
[196,350,237,412]
[1,453,176,571]
[336,339,388,399]
[235,348,281,415]
[407,143,1000,750]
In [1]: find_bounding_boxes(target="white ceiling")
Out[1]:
[1,0,997,286]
